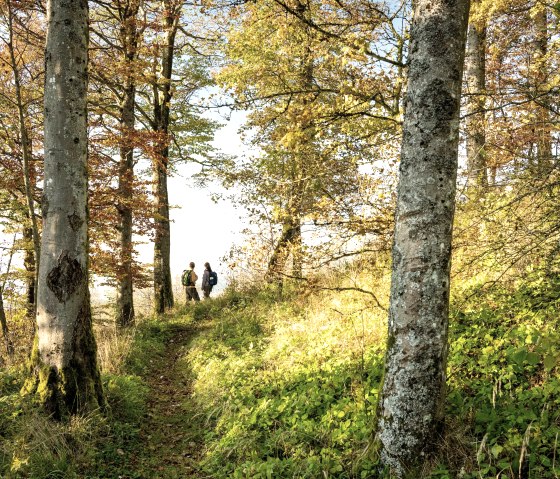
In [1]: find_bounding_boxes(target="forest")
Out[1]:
[0,0,559,477]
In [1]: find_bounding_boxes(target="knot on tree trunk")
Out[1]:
[68,213,84,231]
[47,252,84,302]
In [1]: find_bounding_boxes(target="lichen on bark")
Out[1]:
[375,0,470,476]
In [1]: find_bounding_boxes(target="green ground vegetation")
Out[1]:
[0,265,559,478]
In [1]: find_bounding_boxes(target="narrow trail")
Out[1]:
[125,321,207,479]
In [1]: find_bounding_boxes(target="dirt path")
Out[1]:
[125,322,206,479]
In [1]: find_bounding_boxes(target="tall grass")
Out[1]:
[1,258,560,478]
[0,308,177,478]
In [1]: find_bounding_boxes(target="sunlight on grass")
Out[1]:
[2,267,560,478]
[185,273,389,478]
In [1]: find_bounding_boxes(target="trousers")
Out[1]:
[186,286,200,302]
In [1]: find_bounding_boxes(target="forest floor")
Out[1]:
[3,282,559,478]
[115,320,207,479]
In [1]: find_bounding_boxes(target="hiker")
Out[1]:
[201,262,216,299]
[182,262,200,302]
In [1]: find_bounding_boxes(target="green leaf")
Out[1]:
[491,444,504,458]
[511,348,528,365]
[526,352,540,365]
[543,354,557,371]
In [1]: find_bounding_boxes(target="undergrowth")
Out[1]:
[442,274,560,478]
[183,273,560,478]
[0,312,194,478]
[185,278,389,478]
[1,268,559,478]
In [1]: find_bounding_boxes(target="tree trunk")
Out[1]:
[533,5,551,173]
[0,289,13,357]
[267,214,299,284]
[152,0,178,314]
[7,0,41,314]
[376,0,470,476]
[24,0,104,417]
[23,225,36,318]
[116,0,140,327]
[290,3,313,280]
[0,237,16,358]
[291,219,302,279]
[465,21,488,189]
[153,156,173,313]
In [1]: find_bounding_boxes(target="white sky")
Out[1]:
[0,109,248,307]
[134,110,248,294]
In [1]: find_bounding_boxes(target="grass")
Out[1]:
[1,265,559,478]
[185,279,389,478]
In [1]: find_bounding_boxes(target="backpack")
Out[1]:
[209,271,218,286]
[181,270,192,286]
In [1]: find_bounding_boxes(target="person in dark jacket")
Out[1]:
[201,262,214,299]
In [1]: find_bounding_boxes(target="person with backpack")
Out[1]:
[201,262,218,299]
[181,262,200,302]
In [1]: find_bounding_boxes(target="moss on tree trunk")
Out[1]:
[23,0,105,418]
[24,300,105,419]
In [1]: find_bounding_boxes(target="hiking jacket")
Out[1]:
[202,270,210,288]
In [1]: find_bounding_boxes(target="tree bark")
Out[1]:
[281,1,312,282]
[465,21,488,189]
[25,0,104,417]
[267,213,299,284]
[291,219,302,279]
[23,225,36,318]
[0,288,13,358]
[116,0,141,327]
[6,0,41,314]
[376,0,470,476]
[533,4,551,173]
[152,0,178,314]
[0,236,16,358]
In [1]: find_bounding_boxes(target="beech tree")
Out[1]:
[531,3,551,172]
[115,0,142,326]
[89,0,146,326]
[453,0,559,290]
[25,0,104,416]
[0,0,44,317]
[0,235,15,357]
[87,0,216,317]
[150,0,179,313]
[134,0,216,313]
[5,0,40,287]
[375,0,470,475]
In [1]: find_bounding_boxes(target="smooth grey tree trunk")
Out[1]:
[152,0,179,314]
[25,0,104,417]
[116,0,141,327]
[376,0,470,476]
[465,21,488,189]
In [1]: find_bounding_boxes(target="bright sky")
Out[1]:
[134,110,248,294]
[0,109,249,306]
